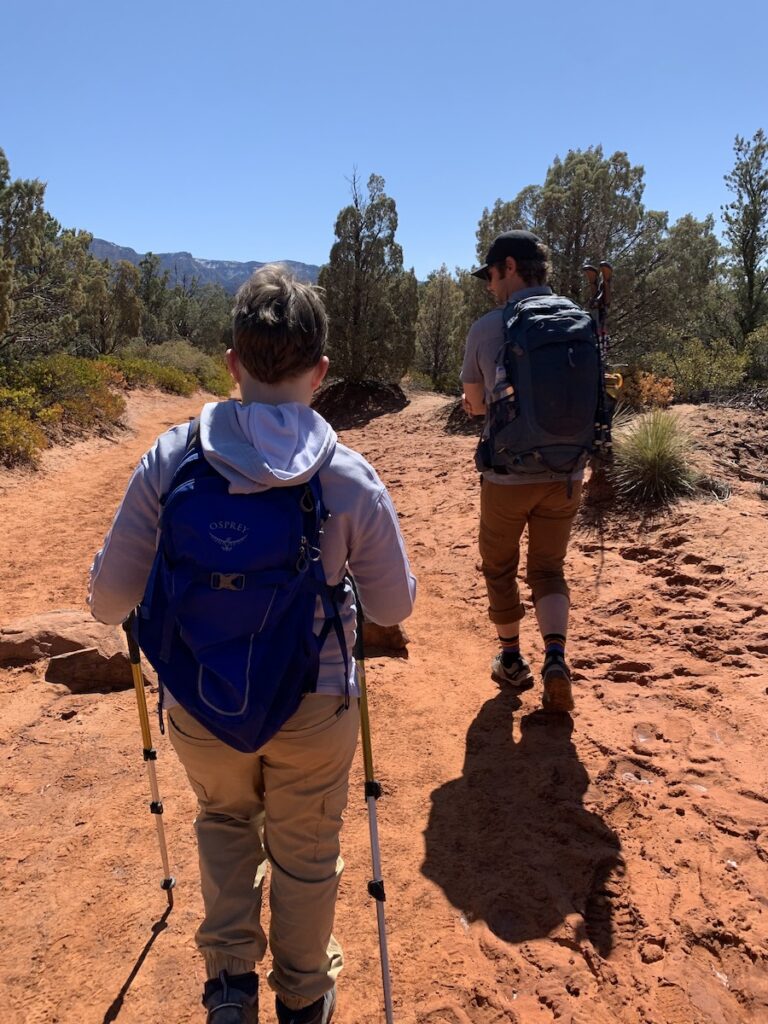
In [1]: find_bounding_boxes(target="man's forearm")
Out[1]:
[462,381,486,416]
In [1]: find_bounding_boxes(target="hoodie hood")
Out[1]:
[198,400,337,493]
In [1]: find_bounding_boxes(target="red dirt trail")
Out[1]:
[0,389,767,1024]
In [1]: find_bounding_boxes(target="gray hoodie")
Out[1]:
[88,399,416,700]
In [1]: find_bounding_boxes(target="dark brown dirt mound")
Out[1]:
[442,398,484,436]
[312,379,408,430]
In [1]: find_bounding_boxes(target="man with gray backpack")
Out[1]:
[89,264,415,1024]
[461,231,611,714]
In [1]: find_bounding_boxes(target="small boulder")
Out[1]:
[0,610,124,666]
[45,647,139,693]
[362,622,409,652]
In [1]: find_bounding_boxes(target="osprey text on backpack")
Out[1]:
[475,294,613,481]
[134,420,348,753]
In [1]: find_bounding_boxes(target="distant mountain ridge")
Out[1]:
[89,238,321,292]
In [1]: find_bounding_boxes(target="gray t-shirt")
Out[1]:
[460,285,583,486]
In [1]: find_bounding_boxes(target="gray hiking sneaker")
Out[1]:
[275,986,336,1024]
[542,653,575,713]
[203,971,259,1024]
[491,651,534,690]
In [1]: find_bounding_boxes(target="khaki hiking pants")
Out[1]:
[168,694,360,1011]
[478,478,582,625]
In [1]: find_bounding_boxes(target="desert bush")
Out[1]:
[403,370,439,393]
[745,325,768,380]
[0,407,47,468]
[651,338,748,400]
[611,408,697,505]
[620,369,675,410]
[18,354,125,435]
[119,340,231,396]
[106,356,196,396]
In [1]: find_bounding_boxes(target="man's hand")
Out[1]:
[462,385,486,418]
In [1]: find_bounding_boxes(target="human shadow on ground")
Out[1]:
[421,690,622,955]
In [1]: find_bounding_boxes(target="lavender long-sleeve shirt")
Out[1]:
[89,399,416,700]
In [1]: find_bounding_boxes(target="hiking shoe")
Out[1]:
[491,651,534,690]
[203,971,259,1024]
[542,653,575,713]
[275,986,336,1024]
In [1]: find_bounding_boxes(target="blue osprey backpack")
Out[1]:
[476,293,612,478]
[135,419,348,753]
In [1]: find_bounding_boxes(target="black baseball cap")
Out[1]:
[471,230,543,280]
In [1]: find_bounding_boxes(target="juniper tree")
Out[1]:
[319,173,416,382]
[415,265,464,390]
[722,129,768,343]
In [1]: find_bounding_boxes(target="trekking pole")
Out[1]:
[582,262,601,343]
[352,584,395,1024]
[123,611,175,907]
[597,260,613,364]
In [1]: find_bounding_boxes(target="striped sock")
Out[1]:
[544,633,566,659]
[498,634,521,667]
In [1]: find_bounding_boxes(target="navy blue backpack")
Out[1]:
[476,294,612,479]
[135,419,348,753]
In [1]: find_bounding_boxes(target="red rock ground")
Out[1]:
[0,388,766,1024]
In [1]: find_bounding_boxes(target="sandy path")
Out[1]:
[1,389,766,1024]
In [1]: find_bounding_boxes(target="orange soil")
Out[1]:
[0,389,766,1024]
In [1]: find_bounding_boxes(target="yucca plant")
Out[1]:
[611,408,697,506]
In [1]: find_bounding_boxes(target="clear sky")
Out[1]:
[2,0,766,279]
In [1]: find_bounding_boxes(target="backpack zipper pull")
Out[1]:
[296,536,309,572]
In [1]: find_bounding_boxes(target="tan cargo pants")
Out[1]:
[478,478,582,624]
[168,694,360,1010]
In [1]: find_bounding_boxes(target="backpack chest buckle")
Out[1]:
[211,572,245,591]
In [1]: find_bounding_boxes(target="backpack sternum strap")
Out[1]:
[211,573,245,591]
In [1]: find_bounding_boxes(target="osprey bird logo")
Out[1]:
[210,531,248,553]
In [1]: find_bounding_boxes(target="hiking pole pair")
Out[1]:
[123,611,175,907]
[352,584,395,1024]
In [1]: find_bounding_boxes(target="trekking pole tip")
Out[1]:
[162,877,176,907]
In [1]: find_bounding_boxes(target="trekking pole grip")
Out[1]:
[124,611,153,754]
[350,579,378,791]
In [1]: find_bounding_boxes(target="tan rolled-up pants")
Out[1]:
[478,478,582,625]
[168,694,360,1010]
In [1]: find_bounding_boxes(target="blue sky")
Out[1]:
[2,0,766,279]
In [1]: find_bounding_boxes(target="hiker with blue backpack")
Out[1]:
[89,264,416,1024]
[461,231,611,714]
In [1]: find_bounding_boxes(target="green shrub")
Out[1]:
[651,338,748,400]
[151,340,231,395]
[113,339,231,396]
[745,325,768,381]
[611,409,697,506]
[106,357,197,396]
[0,407,47,467]
[403,370,438,393]
[20,354,125,435]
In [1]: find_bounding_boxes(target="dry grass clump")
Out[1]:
[611,408,697,506]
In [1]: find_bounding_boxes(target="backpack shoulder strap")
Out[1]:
[185,415,201,454]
